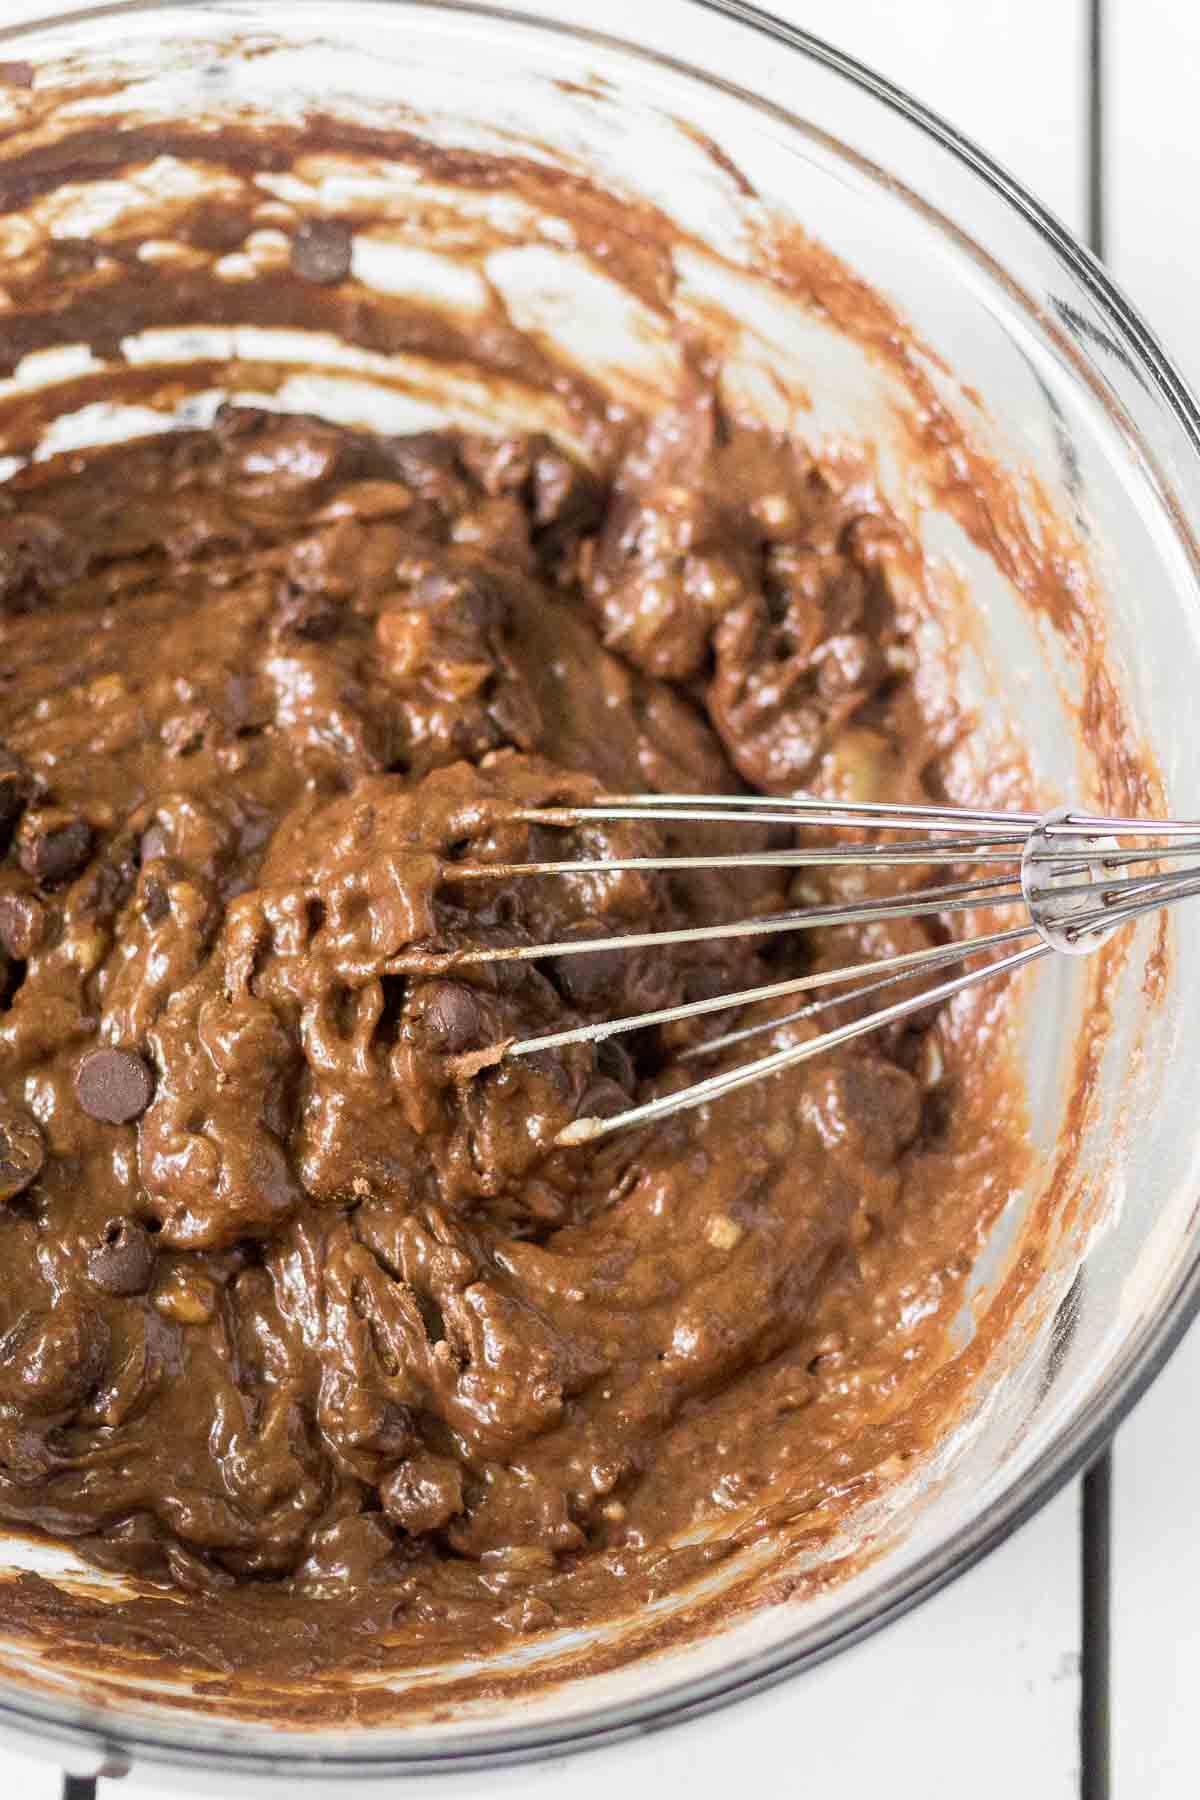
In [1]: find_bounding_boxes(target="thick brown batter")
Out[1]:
[0,393,1031,1679]
[0,35,1154,1703]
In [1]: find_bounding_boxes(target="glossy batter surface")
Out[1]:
[0,400,1027,1678]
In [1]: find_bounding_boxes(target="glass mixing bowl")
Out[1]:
[1,0,1199,1788]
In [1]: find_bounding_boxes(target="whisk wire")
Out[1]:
[502,922,1040,1060]
[556,943,1050,1146]
[435,796,1200,1143]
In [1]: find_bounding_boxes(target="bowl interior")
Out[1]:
[0,0,1197,1783]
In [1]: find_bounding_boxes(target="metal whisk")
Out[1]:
[434,796,1200,1147]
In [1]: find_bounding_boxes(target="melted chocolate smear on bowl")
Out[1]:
[289,218,354,285]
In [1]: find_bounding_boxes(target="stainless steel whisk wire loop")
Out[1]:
[434,796,1200,1146]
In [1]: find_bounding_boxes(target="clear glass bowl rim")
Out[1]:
[0,0,1196,1777]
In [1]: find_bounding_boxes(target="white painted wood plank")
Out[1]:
[0,1737,66,1798]
[1107,0,1200,385]
[1093,4,1200,1794]
[0,4,1085,1795]
[1112,1328,1200,1798]
[794,0,1086,226]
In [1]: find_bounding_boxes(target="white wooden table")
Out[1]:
[4,1,1197,1793]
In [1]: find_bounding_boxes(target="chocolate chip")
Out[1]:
[0,1297,109,1414]
[0,750,31,846]
[17,810,92,886]
[423,981,486,1054]
[411,569,505,635]
[683,966,732,1005]
[386,433,459,481]
[181,201,246,254]
[0,514,85,616]
[0,1425,61,1482]
[380,1453,464,1534]
[0,1101,43,1201]
[76,1048,155,1124]
[383,434,470,511]
[547,936,625,1008]
[575,1077,631,1121]
[87,1219,157,1296]
[46,239,98,281]
[361,1401,418,1459]
[597,1036,636,1093]
[0,958,24,1013]
[289,218,353,285]
[0,892,44,960]
[486,682,539,750]
[455,578,507,633]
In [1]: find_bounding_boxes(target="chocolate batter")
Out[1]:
[0,48,1149,1709]
[0,392,1031,1680]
